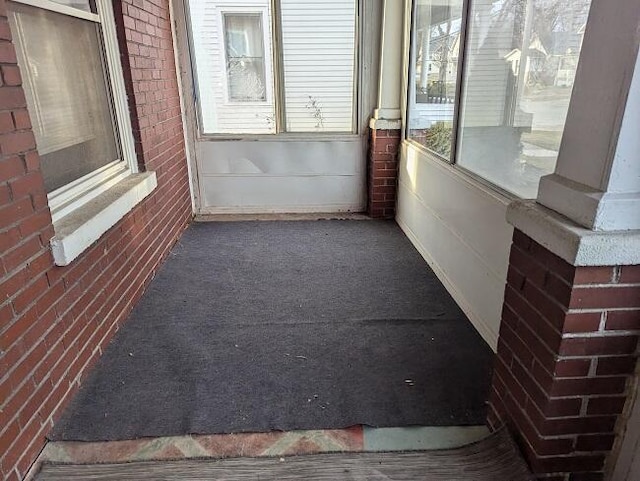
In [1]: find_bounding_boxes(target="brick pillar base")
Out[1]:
[488,229,640,481]
[367,127,400,218]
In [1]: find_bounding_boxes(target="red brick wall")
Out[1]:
[0,1,192,479]
[367,128,399,218]
[488,229,640,481]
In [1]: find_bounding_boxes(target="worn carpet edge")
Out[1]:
[36,430,534,481]
[46,420,488,444]
[42,426,491,466]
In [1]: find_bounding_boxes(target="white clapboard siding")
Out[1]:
[190,0,276,134]
[409,104,455,129]
[460,0,516,127]
[280,0,356,132]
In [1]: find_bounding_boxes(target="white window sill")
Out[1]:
[50,172,157,266]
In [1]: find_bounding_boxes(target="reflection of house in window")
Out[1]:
[414,1,461,104]
[456,0,592,199]
[407,0,463,159]
[503,35,548,87]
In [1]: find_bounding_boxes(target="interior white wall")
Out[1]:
[396,143,513,349]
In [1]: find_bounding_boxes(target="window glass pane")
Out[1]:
[280,0,356,132]
[189,2,276,134]
[224,14,267,102]
[407,0,463,159]
[457,0,591,198]
[50,0,95,14]
[9,3,120,193]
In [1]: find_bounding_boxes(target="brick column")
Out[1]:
[488,228,640,481]
[367,127,400,218]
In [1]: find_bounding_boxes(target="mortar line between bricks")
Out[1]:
[571,306,640,312]
[561,330,640,339]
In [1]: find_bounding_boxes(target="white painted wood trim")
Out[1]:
[372,0,403,121]
[12,0,100,22]
[196,133,362,142]
[48,160,131,222]
[41,0,139,221]
[404,140,513,206]
[170,0,196,213]
[50,173,158,266]
[610,366,640,481]
[535,0,640,231]
[97,0,138,174]
[396,215,499,350]
[198,203,363,215]
[171,0,203,213]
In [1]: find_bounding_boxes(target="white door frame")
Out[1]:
[171,0,382,215]
[611,367,640,481]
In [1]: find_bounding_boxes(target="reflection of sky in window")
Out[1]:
[227,31,248,57]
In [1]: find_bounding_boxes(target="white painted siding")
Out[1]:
[396,142,513,349]
[409,104,455,129]
[196,138,366,213]
[459,0,515,127]
[190,0,276,134]
[280,0,356,132]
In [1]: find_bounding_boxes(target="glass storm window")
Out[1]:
[223,13,267,102]
[9,1,120,193]
[189,0,358,135]
[407,0,464,160]
[280,0,356,132]
[456,0,591,198]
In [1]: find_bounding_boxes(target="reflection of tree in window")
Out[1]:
[456,0,592,198]
[223,14,266,102]
[408,0,462,160]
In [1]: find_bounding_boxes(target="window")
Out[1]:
[8,0,137,221]
[189,0,358,135]
[407,0,464,160]
[223,13,268,102]
[280,0,356,132]
[407,0,592,199]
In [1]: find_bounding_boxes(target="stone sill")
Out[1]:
[507,200,640,267]
[50,172,158,266]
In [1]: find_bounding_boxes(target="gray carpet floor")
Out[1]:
[50,220,493,442]
[37,430,532,480]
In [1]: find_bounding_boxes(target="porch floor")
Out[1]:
[36,430,533,481]
[39,426,490,465]
[50,219,492,442]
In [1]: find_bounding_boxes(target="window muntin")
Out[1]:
[407,0,592,199]
[223,13,267,103]
[9,2,120,193]
[406,0,464,160]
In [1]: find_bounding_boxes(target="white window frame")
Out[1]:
[218,6,273,106]
[404,0,468,164]
[10,0,138,223]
